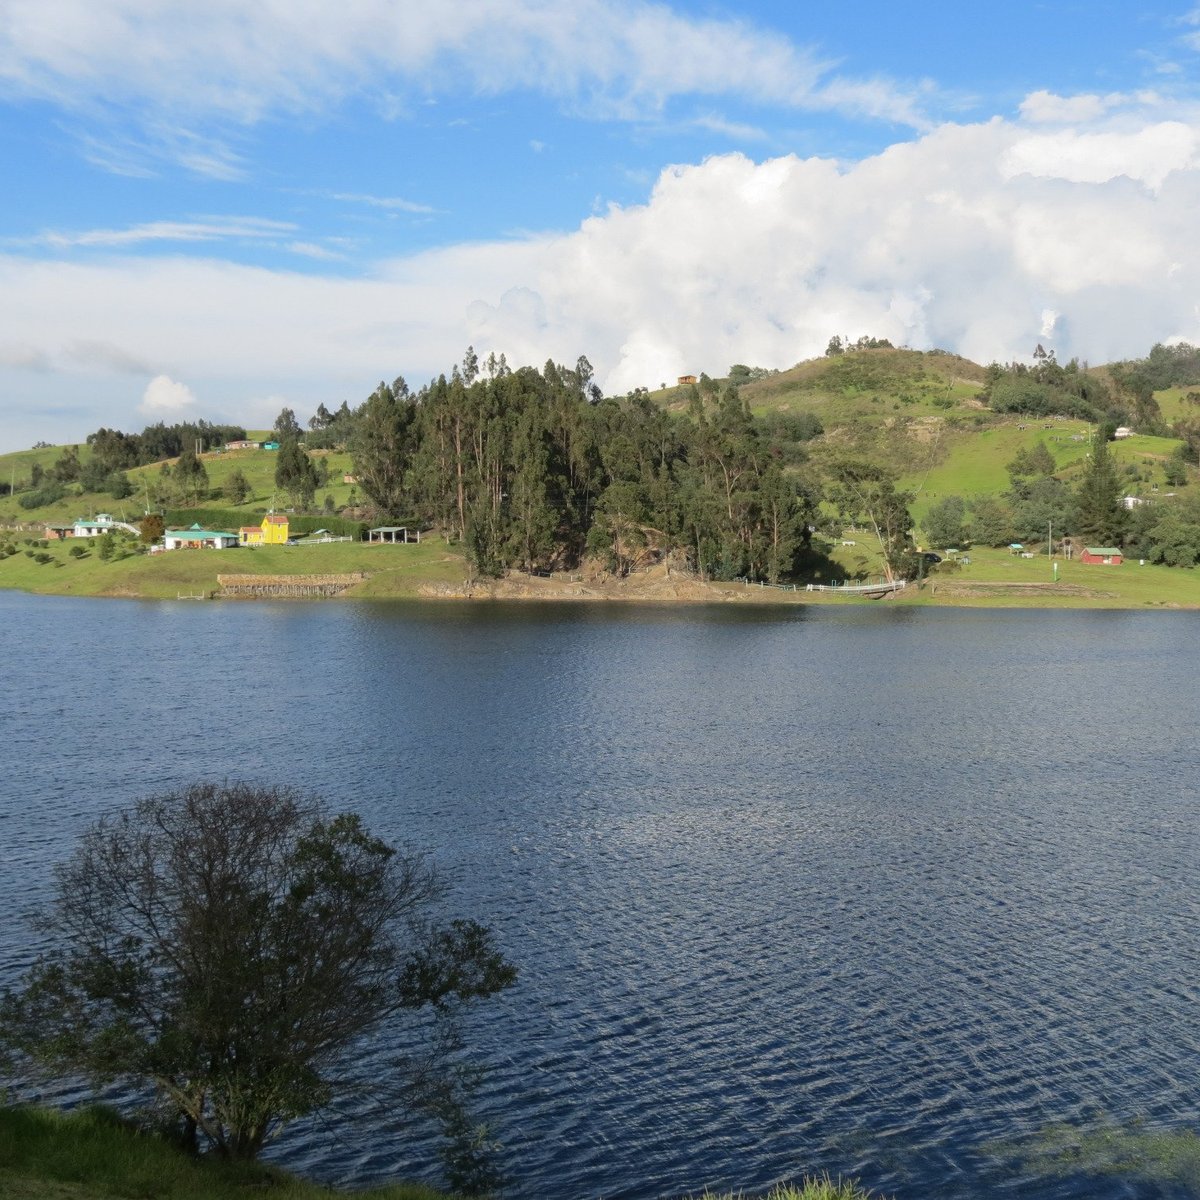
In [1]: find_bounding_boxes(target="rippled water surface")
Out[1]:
[2,592,1199,1199]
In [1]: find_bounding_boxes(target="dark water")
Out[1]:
[2,591,1199,1199]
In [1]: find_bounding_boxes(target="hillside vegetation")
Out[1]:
[6,339,1200,601]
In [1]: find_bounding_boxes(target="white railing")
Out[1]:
[804,579,908,594]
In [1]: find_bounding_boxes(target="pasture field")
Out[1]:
[0,533,465,600]
[0,445,359,528]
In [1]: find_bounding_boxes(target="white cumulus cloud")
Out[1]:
[7,97,1200,449]
[141,374,197,414]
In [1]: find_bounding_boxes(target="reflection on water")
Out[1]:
[2,594,1199,1199]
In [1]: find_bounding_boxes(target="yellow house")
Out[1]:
[239,514,289,546]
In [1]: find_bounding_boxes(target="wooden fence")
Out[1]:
[216,573,366,598]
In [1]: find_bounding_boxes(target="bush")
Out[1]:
[17,483,67,510]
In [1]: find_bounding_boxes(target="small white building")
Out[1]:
[72,513,121,538]
[1113,426,1134,439]
[1122,495,1145,510]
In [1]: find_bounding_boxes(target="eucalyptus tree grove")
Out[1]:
[350,351,826,582]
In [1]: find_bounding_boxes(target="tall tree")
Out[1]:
[924,495,969,549]
[274,440,318,509]
[173,448,209,505]
[826,458,915,581]
[272,407,303,443]
[1074,433,1126,545]
[350,382,417,518]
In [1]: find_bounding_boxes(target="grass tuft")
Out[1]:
[697,1176,886,1200]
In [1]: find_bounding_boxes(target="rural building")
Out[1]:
[367,525,420,544]
[44,524,74,540]
[163,524,239,550]
[1122,495,1145,509]
[239,514,290,546]
[343,474,358,484]
[71,514,133,538]
[1113,427,1134,439]
[224,439,260,450]
[1080,546,1123,565]
[677,374,697,386]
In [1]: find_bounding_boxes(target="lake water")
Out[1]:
[1,590,1199,1199]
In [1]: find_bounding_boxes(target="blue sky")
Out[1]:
[4,0,1200,449]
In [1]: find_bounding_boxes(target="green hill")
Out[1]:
[738,347,987,422]
[0,443,359,529]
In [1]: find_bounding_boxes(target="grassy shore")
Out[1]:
[0,1106,883,1200]
[2,529,1200,608]
[0,1106,442,1200]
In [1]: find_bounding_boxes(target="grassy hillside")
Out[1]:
[0,444,360,529]
[0,534,467,600]
[738,348,987,422]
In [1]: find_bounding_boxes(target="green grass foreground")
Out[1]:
[0,1105,443,1200]
[0,1106,885,1200]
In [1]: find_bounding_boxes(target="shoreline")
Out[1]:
[3,535,1199,610]
[4,571,1199,611]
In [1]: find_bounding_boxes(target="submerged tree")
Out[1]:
[0,783,516,1175]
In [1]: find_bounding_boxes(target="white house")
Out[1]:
[163,523,239,550]
[71,513,131,538]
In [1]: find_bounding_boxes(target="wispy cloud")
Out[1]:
[286,240,346,261]
[64,340,155,375]
[0,342,52,372]
[0,0,933,133]
[35,216,297,249]
[64,118,247,181]
[330,192,439,214]
[687,114,770,142]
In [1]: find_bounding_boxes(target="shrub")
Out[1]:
[17,483,67,510]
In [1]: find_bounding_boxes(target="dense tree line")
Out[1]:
[979,343,1179,433]
[347,351,828,583]
[86,420,247,470]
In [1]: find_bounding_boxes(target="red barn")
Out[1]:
[1080,546,1123,565]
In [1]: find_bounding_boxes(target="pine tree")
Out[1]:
[1074,434,1126,545]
